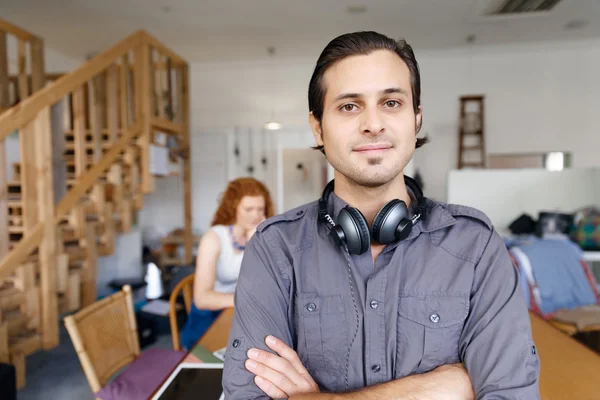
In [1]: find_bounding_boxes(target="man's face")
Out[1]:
[310,50,421,188]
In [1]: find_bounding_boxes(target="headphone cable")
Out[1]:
[341,243,360,392]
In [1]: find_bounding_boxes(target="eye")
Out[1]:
[384,100,401,108]
[341,104,357,112]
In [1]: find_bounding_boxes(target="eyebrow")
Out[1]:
[333,87,409,102]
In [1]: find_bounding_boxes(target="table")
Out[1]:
[150,309,235,399]
[177,308,234,365]
[529,311,600,400]
[157,308,600,399]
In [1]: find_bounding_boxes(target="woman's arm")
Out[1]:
[192,230,235,310]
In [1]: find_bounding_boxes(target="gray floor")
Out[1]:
[17,323,173,400]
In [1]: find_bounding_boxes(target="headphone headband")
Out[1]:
[318,175,426,223]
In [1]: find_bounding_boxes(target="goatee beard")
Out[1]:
[367,157,383,166]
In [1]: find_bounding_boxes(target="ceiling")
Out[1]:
[2,0,600,62]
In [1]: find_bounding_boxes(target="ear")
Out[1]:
[309,112,324,146]
[415,105,423,134]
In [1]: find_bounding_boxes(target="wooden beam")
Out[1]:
[181,65,193,264]
[151,117,184,135]
[34,106,58,349]
[119,55,130,131]
[18,39,37,229]
[0,32,9,108]
[0,18,37,41]
[155,55,165,119]
[19,126,38,231]
[80,224,97,307]
[134,43,154,194]
[0,31,143,141]
[106,64,119,145]
[17,40,28,100]
[0,32,9,260]
[30,37,45,92]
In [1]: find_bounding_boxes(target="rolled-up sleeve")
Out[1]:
[222,230,293,399]
[460,228,541,399]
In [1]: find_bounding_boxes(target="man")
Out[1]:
[223,31,540,399]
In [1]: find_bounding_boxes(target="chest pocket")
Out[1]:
[397,293,469,375]
[294,293,347,391]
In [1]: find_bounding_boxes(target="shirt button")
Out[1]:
[232,339,240,348]
[297,210,304,216]
[430,313,440,323]
[307,302,317,312]
[371,364,381,373]
[369,300,379,309]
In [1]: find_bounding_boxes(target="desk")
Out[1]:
[529,311,600,400]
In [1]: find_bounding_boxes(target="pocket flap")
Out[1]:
[296,293,345,316]
[398,293,469,328]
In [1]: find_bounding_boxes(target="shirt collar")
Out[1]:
[325,185,457,240]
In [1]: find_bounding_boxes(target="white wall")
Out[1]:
[282,148,327,212]
[413,37,600,201]
[447,168,600,232]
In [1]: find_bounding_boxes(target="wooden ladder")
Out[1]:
[457,95,486,169]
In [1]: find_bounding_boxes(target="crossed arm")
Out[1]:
[222,229,540,399]
[245,335,474,400]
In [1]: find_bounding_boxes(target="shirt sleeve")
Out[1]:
[459,228,541,399]
[222,230,293,399]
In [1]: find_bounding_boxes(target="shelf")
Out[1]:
[583,252,600,262]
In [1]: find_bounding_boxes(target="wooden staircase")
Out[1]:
[0,18,193,389]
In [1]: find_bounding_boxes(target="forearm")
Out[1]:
[193,291,234,310]
[290,373,439,400]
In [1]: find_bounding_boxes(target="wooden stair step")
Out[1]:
[8,331,41,357]
[6,199,22,207]
[4,310,30,337]
[0,285,26,311]
[64,142,112,151]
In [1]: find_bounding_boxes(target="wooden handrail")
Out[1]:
[0,122,141,282]
[0,18,38,41]
[0,30,144,141]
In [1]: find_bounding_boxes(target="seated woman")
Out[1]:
[179,177,274,350]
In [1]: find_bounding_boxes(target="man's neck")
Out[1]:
[333,173,411,226]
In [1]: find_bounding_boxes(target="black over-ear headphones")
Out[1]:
[318,175,426,255]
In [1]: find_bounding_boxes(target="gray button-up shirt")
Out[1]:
[223,191,541,399]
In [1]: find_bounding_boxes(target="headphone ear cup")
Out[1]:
[371,199,410,244]
[337,207,370,255]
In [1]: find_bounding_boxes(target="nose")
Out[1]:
[360,106,384,137]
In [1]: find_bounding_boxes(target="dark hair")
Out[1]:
[309,31,429,153]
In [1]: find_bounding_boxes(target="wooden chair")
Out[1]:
[169,274,194,351]
[64,285,185,399]
[64,285,140,394]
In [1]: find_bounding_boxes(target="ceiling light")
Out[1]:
[264,121,282,131]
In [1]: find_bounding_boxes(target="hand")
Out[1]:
[429,363,475,400]
[245,335,320,398]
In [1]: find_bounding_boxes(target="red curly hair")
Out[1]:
[211,177,275,226]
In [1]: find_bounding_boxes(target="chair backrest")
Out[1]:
[64,285,140,393]
[169,274,194,351]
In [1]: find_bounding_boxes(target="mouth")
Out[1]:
[353,143,392,154]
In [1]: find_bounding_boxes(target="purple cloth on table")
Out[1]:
[94,348,186,400]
